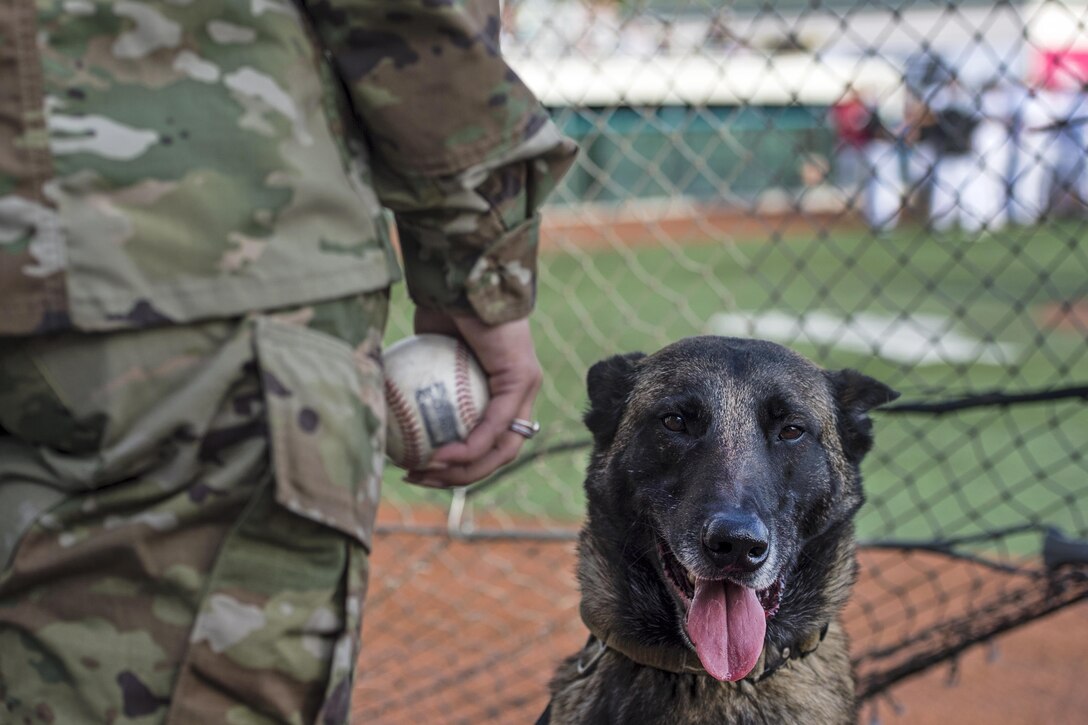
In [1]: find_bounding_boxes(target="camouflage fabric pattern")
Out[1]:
[386,121,576,324]
[0,0,576,335]
[0,292,389,723]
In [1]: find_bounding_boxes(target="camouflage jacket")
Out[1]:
[0,0,576,336]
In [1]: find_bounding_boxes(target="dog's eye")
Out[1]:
[662,414,686,432]
[779,425,805,441]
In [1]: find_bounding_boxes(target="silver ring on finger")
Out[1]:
[509,418,541,439]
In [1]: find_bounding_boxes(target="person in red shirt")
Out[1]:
[830,90,875,197]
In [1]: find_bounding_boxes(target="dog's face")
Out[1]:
[580,337,896,683]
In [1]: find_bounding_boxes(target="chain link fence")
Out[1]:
[355,1,1088,722]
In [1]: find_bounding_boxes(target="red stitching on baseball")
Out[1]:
[385,377,424,469]
[455,342,480,430]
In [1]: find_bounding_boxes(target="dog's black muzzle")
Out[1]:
[701,510,771,574]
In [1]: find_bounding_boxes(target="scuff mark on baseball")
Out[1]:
[383,334,490,470]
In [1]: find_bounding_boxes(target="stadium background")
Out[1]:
[353,1,1087,722]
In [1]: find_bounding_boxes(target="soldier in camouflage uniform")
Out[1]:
[0,0,575,722]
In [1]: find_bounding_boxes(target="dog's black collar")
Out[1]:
[746,622,831,683]
[535,624,832,724]
[577,621,831,684]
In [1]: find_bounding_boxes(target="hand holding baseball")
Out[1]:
[404,309,542,488]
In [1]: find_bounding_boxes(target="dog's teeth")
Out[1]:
[687,571,696,586]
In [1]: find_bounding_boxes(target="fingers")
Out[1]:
[433,365,540,463]
[405,376,539,488]
[404,430,522,488]
[402,313,542,488]
[411,407,537,487]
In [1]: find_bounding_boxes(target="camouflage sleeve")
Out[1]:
[300,0,576,325]
[376,124,576,324]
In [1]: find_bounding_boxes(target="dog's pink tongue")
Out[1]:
[686,578,766,682]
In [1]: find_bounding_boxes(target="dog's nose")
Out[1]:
[701,512,770,572]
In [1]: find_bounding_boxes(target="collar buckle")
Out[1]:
[576,635,607,676]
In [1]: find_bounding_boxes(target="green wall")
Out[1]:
[550,104,835,203]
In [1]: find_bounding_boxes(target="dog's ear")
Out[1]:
[584,352,645,448]
[827,369,899,462]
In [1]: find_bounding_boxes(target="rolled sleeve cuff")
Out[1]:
[400,214,540,326]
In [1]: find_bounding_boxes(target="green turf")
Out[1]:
[379,220,1087,553]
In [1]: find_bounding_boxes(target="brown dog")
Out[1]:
[542,337,897,724]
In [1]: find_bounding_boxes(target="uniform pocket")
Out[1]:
[253,317,385,551]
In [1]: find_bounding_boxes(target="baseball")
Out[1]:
[383,334,490,470]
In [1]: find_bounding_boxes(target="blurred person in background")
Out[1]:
[1077,83,1088,208]
[830,89,875,203]
[1011,83,1069,225]
[902,56,942,220]
[0,1,575,722]
[862,98,906,234]
[961,79,1014,235]
[925,76,977,232]
[1049,80,1088,214]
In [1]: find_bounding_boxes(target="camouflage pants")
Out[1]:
[0,293,389,724]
